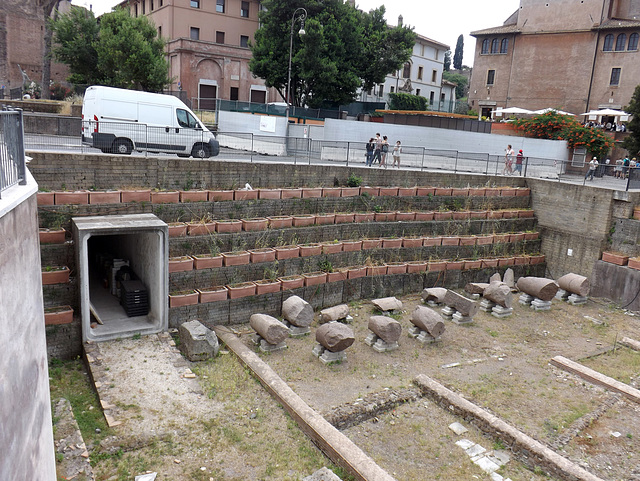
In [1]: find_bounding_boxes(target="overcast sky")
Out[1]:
[82,0,519,66]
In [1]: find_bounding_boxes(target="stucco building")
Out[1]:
[468,0,640,118]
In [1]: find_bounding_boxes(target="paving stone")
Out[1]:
[455,438,475,450]
[448,422,468,435]
[474,455,501,473]
[465,444,487,457]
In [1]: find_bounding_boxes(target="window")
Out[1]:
[487,69,495,85]
[417,66,423,80]
[159,0,163,6]
[416,88,420,96]
[150,0,154,10]
[431,70,437,83]
[216,0,225,13]
[241,1,249,17]
[491,38,499,54]
[250,89,266,103]
[434,49,439,60]
[134,3,138,16]
[402,63,411,78]
[240,35,249,48]
[615,33,627,51]
[378,85,384,97]
[216,31,225,44]
[158,26,162,37]
[190,27,199,40]
[176,109,198,128]
[441,93,446,103]
[429,91,435,105]
[481,39,489,54]
[190,0,199,8]
[500,38,509,53]
[142,0,145,14]
[230,87,239,101]
[610,67,621,86]
[603,34,614,51]
[629,33,639,50]
[390,86,395,93]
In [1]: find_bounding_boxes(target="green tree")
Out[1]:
[453,34,464,70]
[622,84,640,157]
[443,50,451,71]
[443,71,468,98]
[250,0,415,108]
[388,92,427,111]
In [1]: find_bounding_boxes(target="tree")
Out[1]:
[442,71,468,99]
[622,84,640,157]
[52,7,170,91]
[39,0,61,99]
[443,50,451,72]
[250,1,415,108]
[453,34,464,70]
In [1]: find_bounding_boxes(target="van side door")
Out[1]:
[175,108,205,154]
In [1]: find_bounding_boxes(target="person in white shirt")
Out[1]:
[585,157,598,181]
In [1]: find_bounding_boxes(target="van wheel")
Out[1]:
[191,143,211,159]
[114,139,133,155]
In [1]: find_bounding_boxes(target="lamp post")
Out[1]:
[286,7,307,119]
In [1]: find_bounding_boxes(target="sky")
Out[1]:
[82,0,519,67]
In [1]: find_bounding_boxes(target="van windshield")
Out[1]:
[176,109,200,129]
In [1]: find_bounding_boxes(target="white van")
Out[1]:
[82,86,219,158]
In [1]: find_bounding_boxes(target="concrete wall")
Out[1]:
[0,173,56,480]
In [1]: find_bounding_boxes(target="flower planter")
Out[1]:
[227,282,256,299]
[322,187,342,198]
[628,257,640,270]
[187,222,216,236]
[89,191,121,204]
[39,228,66,244]
[180,190,208,202]
[44,306,74,325]
[55,191,88,205]
[298,244,323,257]
[292,215,316,227]
[464,260,482,270]
[423,236,442,246]
[334,213,355,224]
[406,261,427,273]
[385,262,407,274]
[197,286,228,303]
[209,190,234,201]
[446,260,465,270]
[475,235,494,245]
[427,261,447,272]
[529,255,546,265]
[258,189,282,200]
[452,211,471,220]
[524,232,539,241]
[434,187,452,196]
[121,190,151,203]
[168,222,188,237]
[367,265,388,276]
[487,211,504,219]
[354,213,375,223]
[501,210,519,219]
[497,257,516,267]
[192,254,223,269]
[221,251,251,266]
[485,188,501,197]
[468,188,486,197]
[398,187,417,196]
[268,216,293,229]
[382,238,403,248]
[169,256,193,273]
[441,236,460,246]
[379,187,399,196]
[416,187,436,196]
[434,211,452,221]
[469,211,488,219]
[493,234,510,243]
[242,218,268,231]
[515,188,531,197]
[360,186,379,196]
[518,210,535,218]
[513,256,529,266]
[315,214,335,225]
[304,271,327,286]
[347,266,367,279]
[37,192,55,206]
[254,279,282,294]
[362,239,382,250]
[415,211,435,221]
[395,212,416,221]
[275,246,300,259]
[169,290,199,307]
[249,248,276,263]
[481,259,499,268]
[509,233,526,242]
[500,187,518,197]
[302,187,322,198]
[601,251,628,266]
[402,237,424,248]
[151,191,180,204]
[321,242,343,254]
[216,220,243,233]
[451,188,469,197]
[279,275,305,290]
[374,212,391,222]
[459,236,477,246]
[341,187,360,197]
[327,270,348,283]
[234,189,258,201]
[42,266,70,285]
[281,188,302,199]
[342,240,362,252]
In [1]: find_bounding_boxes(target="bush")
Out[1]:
[50,82,72,101]
[346,173,362,187]
[388,92,427,111]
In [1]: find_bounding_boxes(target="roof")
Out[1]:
[596,18,640,30]
[415,33,449,50]
[470,24,520,37]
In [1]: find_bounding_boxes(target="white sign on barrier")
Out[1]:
[259,116,276,133]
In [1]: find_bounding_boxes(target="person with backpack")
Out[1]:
[371,133,382,164]
[380,135,389,168]
[365,138,375,166]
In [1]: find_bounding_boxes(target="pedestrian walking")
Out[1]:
[514,149,524,176]
[371,133,382,164]
[585,157,598,181]
[379,135,389,168]
[503,144,514,175]
[391,141,402,168]
[365,138,375,166]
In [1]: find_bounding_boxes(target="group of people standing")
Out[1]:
[503,144,524,176]
[365,133,402,168]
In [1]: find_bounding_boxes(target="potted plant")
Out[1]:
[434,187,453,196]
[315,213,335,225]
[340,186,360,197]
[434,210,452,221]
[168,222,188,237]
[518,209,535,218]
[402,236,423,248]
[334,212,355,224]
[302,187,323,198]
[242,218,269,231]
[39,228,66,244]
[529,254,546,265]
[379,187,399,196]
[44,305,73,325]
[601,251,628,265]
[481,258,499,268]
[502,210,519,219]
[354,212,374,223]
[395,211,416,221]
[169,289,199,307]
[360,186,379,196]
[347,266,367,279]
[121,189,151,203]
[628,256,640,270]
[191,252,223,269]
[487,211,504,220]
[54,190,89,205]
[221,251,251,266]
[441,236,460,246]
[415,211,435,221]
[427,260,447,272]
[280,188,303,199]
[468,187,486,197]
[41,266,71,285]
[187,220,216,236]
[321,240,343,254]
[234,189,258,201]
[366,264,388,276]
[381,237,402,248]
[292,214,316,227]
[385,262,407,274]
[327,269,348,283]
[226,282,256,299]
[342,240,362,252]
[279,275,305,290]
[249,248,277,263]
[151,190,180,204]
[169,256,193,273]
[322,187,342,197]
[180,190,208,202]
[475,234,494,245]
[37,191,55,205]
[268,215,293,229]
[416,186,436,196]
[274,245,300,259]
[423,236,442,246]
[89,190,122,205]
[303,271,327,286]
[464,259,482,270]
[509,232,526,242]
[254,278,282,294]
[362,238,382,250]
[298,243,323,257]
[209,190,234,201]
[398,187,417,196]
[197,286,228,303]
[524,231,540,241]
[258,188,282,200]
[406,261,427,273]
[216,219,243,233]
[451,187,469,197]
[446,260,465,270]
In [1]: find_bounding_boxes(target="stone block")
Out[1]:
[178,320,220,361]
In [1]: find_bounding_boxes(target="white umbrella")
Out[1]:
[494,107,534,115]
[580,108,629,117]
[531,108,575,116]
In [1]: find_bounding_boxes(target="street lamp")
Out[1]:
[286,7,307,119]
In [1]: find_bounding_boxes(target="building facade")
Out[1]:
[468,0,640,118]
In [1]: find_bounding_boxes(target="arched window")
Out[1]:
[629,33,639,51]
[603,34,614,51]
[481,39,489,54]
[615,33,627,51]
[500,38,509,53]
[491,38,499,54]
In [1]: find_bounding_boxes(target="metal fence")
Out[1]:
[0,109,27,199]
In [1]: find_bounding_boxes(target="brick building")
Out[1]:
[468,0,640,118]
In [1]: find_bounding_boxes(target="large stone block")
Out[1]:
[282,295,314,327]
[178,320,219,361]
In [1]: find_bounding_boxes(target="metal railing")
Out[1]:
[0,108,27,198]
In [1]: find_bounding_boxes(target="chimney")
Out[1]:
[398,15,403,27]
